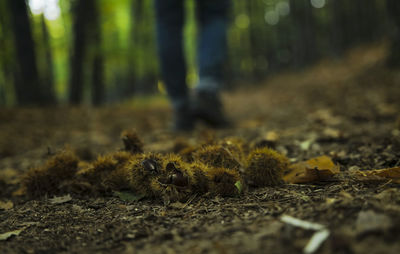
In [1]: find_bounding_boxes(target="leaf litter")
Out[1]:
[0,45,400,253]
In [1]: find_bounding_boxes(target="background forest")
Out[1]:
[0,0,399,106]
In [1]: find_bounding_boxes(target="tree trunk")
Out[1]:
[88,0,104,106]
[69,0,104,105]
[7,0,44,105]
[0,0,13,105]
[330,0,347,55]
[289,0,318,68]
[69,0,88,104]
[125,0,143,96]
[40,15,56,104]
[386,0,400,67]
[246,0,267,79]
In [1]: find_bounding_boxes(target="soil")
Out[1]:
[1,44,400,254]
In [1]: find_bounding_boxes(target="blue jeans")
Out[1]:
[155,0,230,110]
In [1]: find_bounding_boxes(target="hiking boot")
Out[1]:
[192,90,231,128]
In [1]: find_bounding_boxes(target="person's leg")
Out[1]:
[196,0,230,92]
[193,0,231,128]
[154,0,192,130]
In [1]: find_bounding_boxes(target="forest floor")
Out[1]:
[1,44,400,254]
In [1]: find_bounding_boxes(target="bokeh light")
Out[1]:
[29,0,61,20]
[311,0,326,9]
[265,10,279,26]
[29,0,45,14]
[235,14,250,29]
[276,2,290,17]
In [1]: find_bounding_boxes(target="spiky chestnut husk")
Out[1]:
[204,166,241,197]
[121,129,144,154]
[178,146,197,163]
[153,154,201,202]
[185,162,211,195]
[197,130,217,146]
[21,149,79,197]
[123,153,165,197]
[136,154,210,203]
[219,137,249,165]
[101,151,134,191]
[111,151,133,164]
[192,145,242,171]
[159,155,241,199]
[172,138,191,154]
[244,148,289,187]
[76,151,132,184]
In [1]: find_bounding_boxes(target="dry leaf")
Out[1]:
[354,167,400,183]
[299,139,314,151]
[0,168,20,184]
[12,187,25,197]
[310,109,342,125]
[284,155,340,183]
[0,229,23,241]
[369,167,400,183]
[322,128,342,139]
[265,131,279,142]
[49,194,72,204]
[0,200,13,210]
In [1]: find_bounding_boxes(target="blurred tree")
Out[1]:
[131,0,158,94]
[355,0,379,43]
[7,0,47,105]
[330,0,349,55]
[69,0,104,105]
[69,0,87,104]
[0,0,14,105]
[125,0,144,96]
[246,1,267,79]
[39,15,56,104]
[289,0,318,68]
[89,0,104,105]
[386,0,400,67]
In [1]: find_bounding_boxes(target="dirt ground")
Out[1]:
[1,44,400,254]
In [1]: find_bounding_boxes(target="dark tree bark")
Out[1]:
[289,0,318,68]
[89,0,104,106]
[386,0,400,67]
[69,0,104,105]
[330,0,348,55]
[7,0,44,105]
[40,15,56,104]
[0,1,13,105]
[69,0,88,104]
[124,0,144,97]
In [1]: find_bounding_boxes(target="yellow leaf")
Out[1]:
[284,155,340,183]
